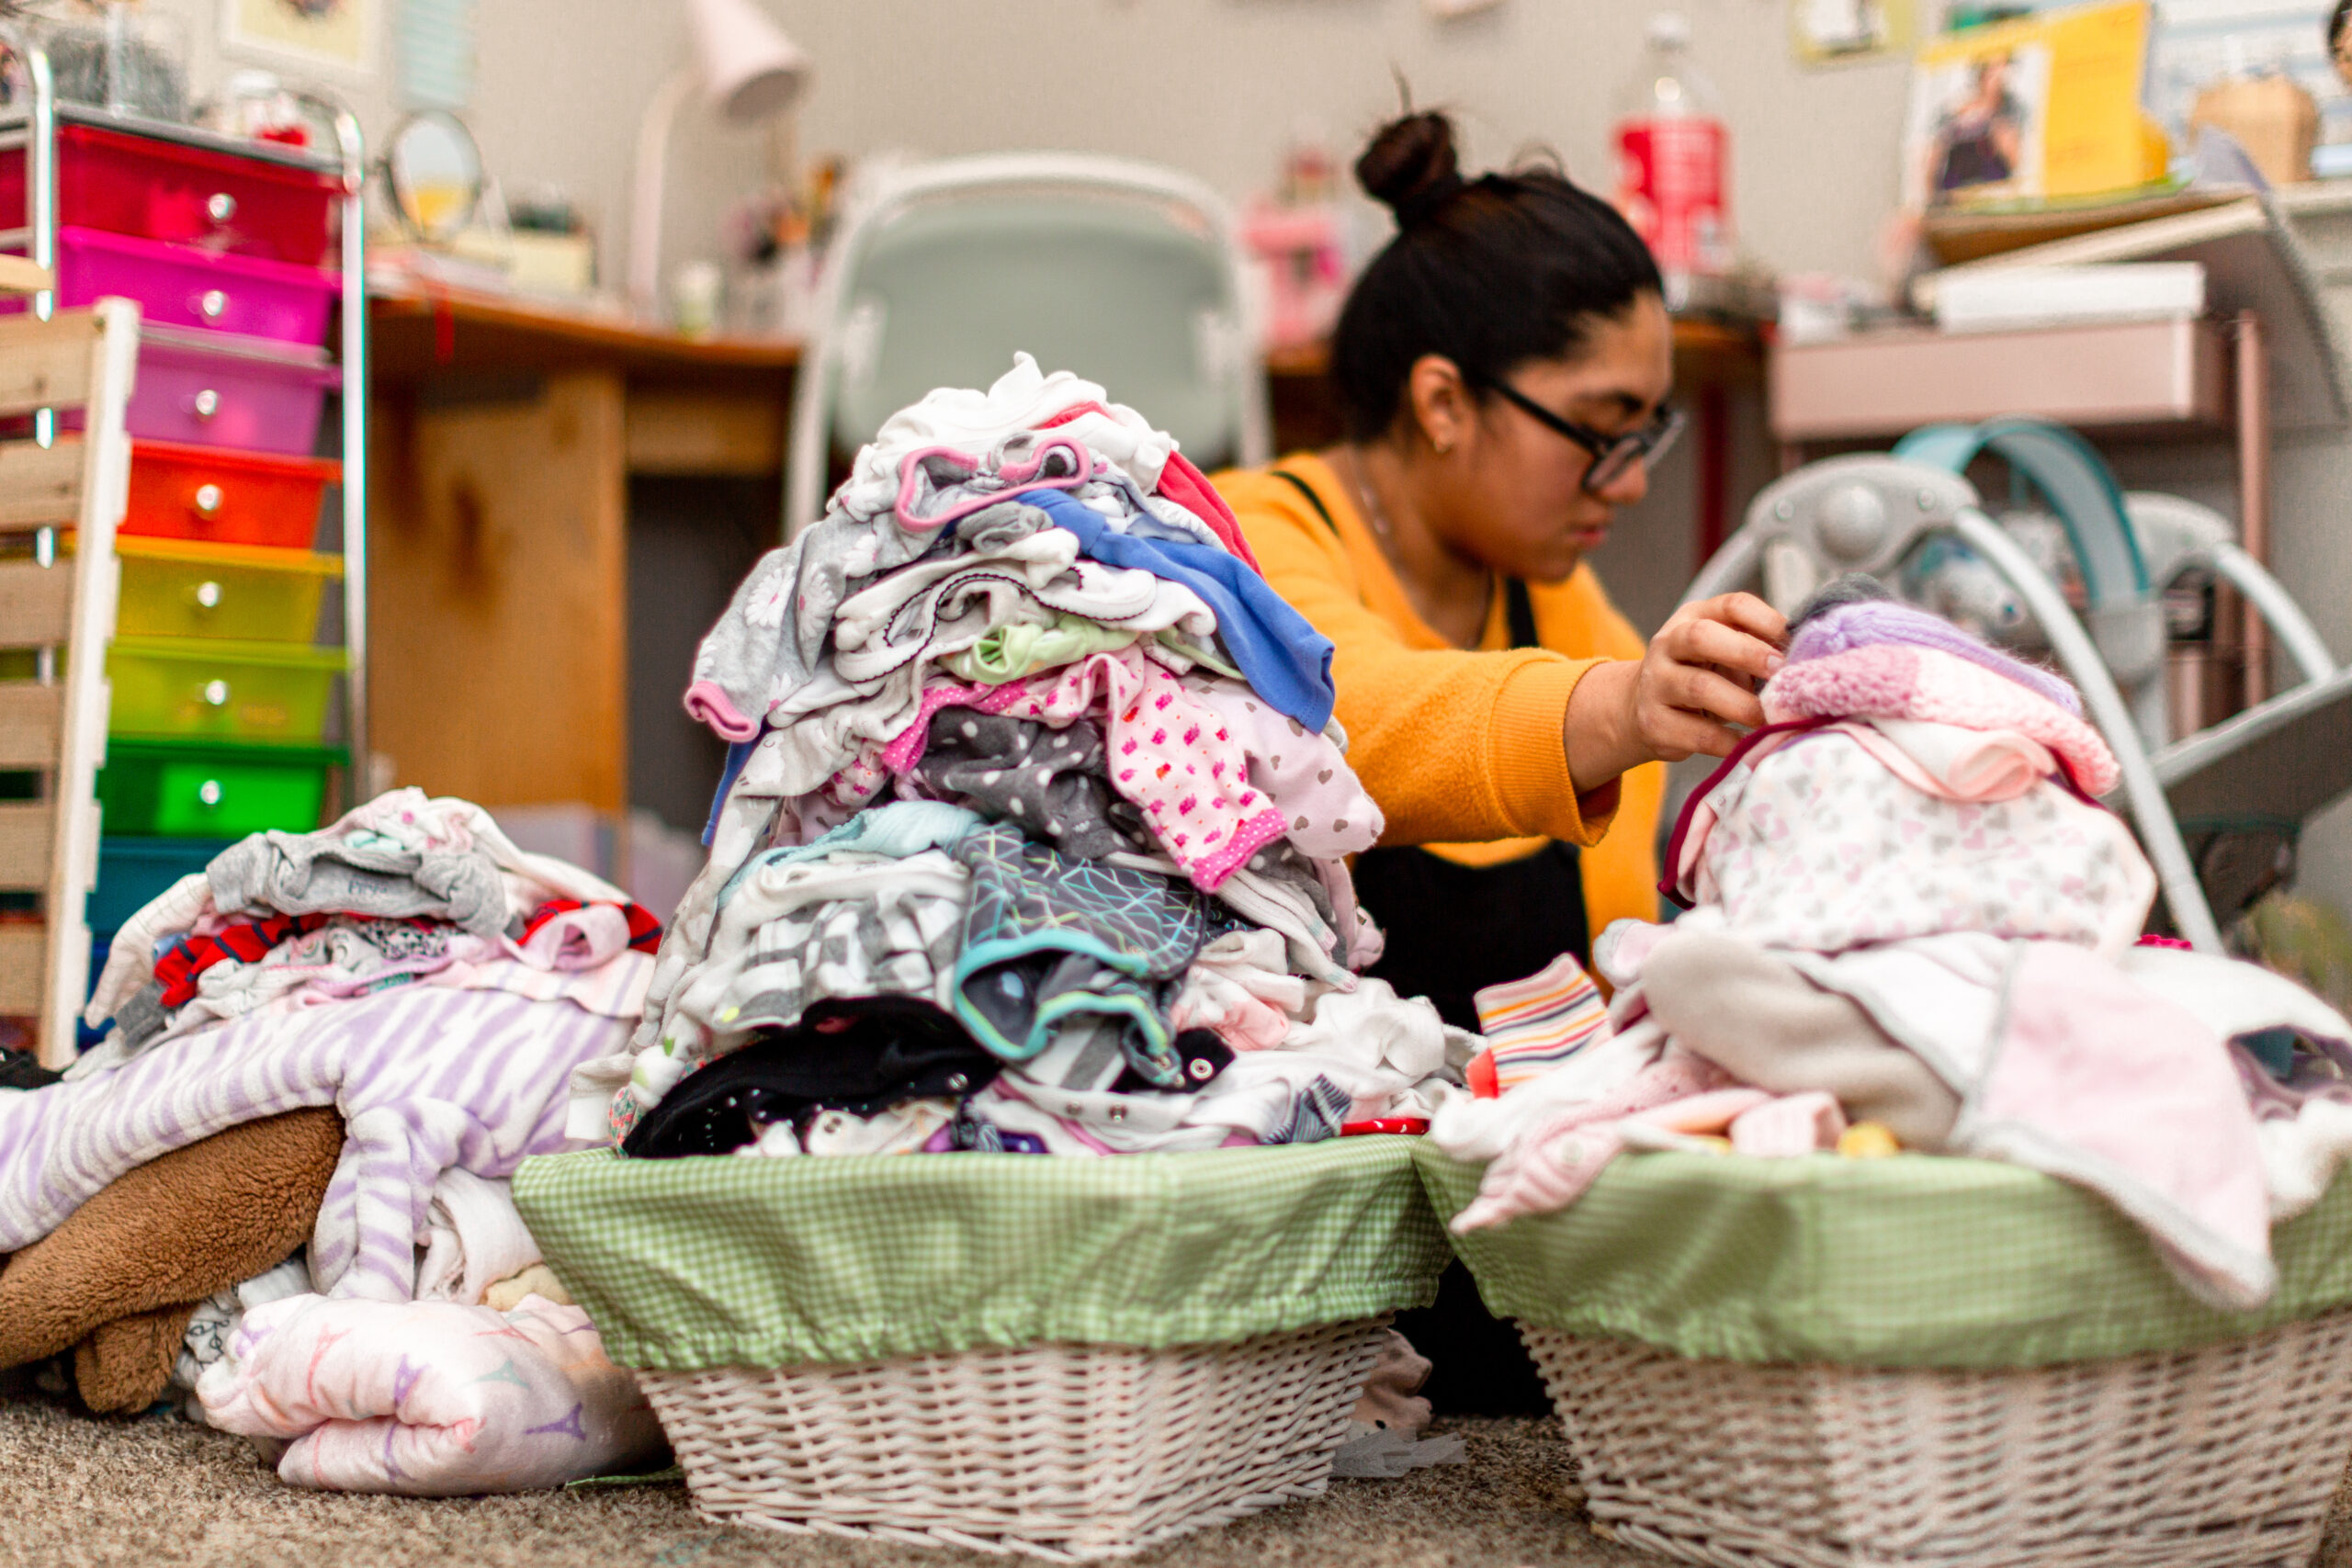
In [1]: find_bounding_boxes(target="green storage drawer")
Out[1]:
[97,739,339,838]
[107,635,345,744]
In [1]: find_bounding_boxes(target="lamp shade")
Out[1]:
[687,0,809,123]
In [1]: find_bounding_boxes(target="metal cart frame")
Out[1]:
[0,29,368,786]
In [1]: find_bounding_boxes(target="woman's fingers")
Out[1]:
[1696,591,1790,647]
[1661,663,1768,731]
[1641,705,1745,761]
[1665,606,1785,685]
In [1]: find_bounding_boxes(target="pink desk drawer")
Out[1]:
[51,226,337,346]
[0,123,339,267]
[127,330,338,455]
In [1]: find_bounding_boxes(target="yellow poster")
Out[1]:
[1902,0,2162,209]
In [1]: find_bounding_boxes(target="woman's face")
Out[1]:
[1432,291,1674,584]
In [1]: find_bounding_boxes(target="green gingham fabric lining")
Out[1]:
[513,1137,1449,1371]
[1416,1142,2352,1370]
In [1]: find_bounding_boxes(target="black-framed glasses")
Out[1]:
[1484,380,1685,494]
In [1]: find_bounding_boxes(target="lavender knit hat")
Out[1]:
[1785,574,2085,717]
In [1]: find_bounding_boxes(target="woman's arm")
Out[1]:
[1562,592,1788,787]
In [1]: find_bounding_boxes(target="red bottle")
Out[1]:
[1612,12,1734,310]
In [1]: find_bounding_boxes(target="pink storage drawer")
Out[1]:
[126,329,338,455]
[0,123,340,267]
[49,226,337,346]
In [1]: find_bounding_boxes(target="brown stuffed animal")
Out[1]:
[0,1106,345,1412]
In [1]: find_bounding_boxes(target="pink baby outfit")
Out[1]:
[1179,672,1383,861]
[886,648,1290,890]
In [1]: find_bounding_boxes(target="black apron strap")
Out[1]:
[1267,468,1340,538]
[1504,577,1539,649]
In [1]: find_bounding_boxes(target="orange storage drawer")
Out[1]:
[120,440,341,549]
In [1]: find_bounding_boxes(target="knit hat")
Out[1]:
[1786,579,2085,718]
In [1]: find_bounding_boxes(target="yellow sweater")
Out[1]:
[1213,453,1663,940]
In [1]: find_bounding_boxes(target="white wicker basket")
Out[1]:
[638,1317,1387,1561]
[1521,1310,2352,1568]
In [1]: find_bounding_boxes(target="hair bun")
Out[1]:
[1357,111,1466,230]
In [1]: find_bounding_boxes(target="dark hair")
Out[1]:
[2335,0,2352,53]
[1329,111,1664,443]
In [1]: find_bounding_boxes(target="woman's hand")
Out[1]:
[1564,592,1788,789]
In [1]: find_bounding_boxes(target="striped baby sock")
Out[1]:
[1470,953,1611,1094]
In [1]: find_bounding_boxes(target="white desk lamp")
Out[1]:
[628,0,809,321]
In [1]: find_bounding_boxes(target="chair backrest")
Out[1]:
[786,152,1268,532]
[0,271,137,1065]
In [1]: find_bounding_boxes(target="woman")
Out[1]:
[1215,111,1783,1410]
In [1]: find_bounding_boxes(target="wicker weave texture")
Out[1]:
[1521,1312,2352,1568]
[640,1319,1387,1561]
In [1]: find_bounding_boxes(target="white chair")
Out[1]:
[785,152,1269,534]
[1685,436,2352,955]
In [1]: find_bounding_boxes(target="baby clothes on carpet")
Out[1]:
[87,788,633,1030]
[414,1168,543,1309]
[198,1292,668,1495]
[173,1256,311,1413]
[1332,1328,1466,1479]
[4,979,636,1303]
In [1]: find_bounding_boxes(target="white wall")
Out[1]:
[139,0,1917,297]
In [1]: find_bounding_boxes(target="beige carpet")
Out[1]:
[4,1391,2351,1568]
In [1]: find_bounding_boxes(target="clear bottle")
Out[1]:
[1611,13,1734,310]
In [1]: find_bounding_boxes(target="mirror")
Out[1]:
[382,111,483,244]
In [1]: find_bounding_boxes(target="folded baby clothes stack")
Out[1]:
[583,355,1472,1160]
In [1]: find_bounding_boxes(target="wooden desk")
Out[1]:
[368,285,797,819]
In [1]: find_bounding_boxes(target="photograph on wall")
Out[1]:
[220,0,378,76]
[1905,42,2054,200]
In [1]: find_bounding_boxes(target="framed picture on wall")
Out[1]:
[220,0,379,79]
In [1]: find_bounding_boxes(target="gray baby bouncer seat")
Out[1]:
[1685,415,2352,953]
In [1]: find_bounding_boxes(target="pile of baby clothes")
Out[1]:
[577,355,1469,1162]
[0,788,670,1492]
[1433,579,2352,1313]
